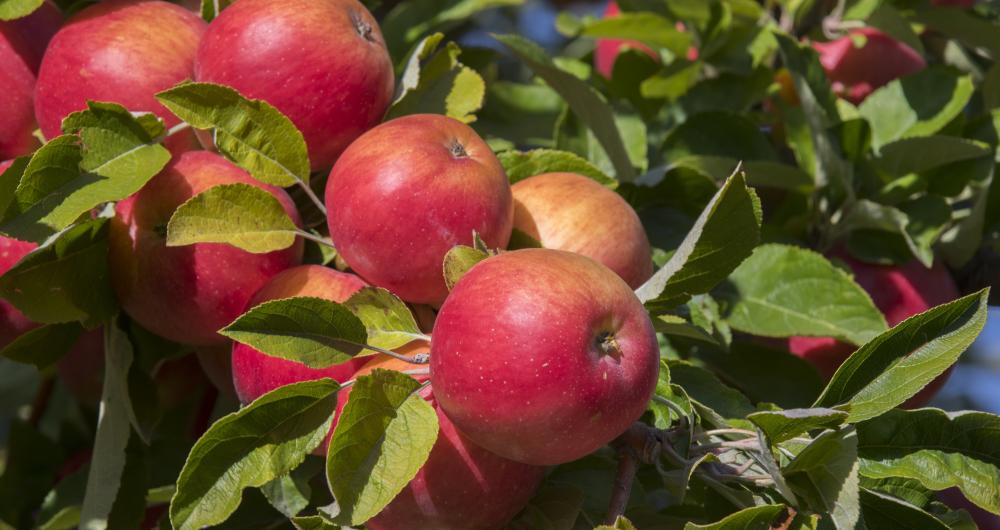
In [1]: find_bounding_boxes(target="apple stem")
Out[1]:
[295,229,336,250]
[605,423,650,524]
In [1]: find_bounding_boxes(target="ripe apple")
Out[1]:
[342,351,546,530]
[511,172,653,289]
[325,114,513,306]
[195,0,394,171]
[594,1,657,78]
[34,0,204,151]
[430,248,659,466]
[0,2,62,159]
[812,27,925,104]
[0,233,39,348]
[230,265,370,406]
[789,253,960,407]
[108,150,304,347]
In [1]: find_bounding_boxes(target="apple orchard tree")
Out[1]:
[0,0,998,529]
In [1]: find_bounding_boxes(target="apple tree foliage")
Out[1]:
[1,0,999,529]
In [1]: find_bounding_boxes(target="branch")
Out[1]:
[605,423,661,524]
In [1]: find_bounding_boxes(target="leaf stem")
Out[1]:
[362,344,430,365]
[702,428,757,438]
[295,229,336,250]
[166,122,191,137]
[298,180,328,217]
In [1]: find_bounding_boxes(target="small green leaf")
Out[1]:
[663,111,778,162]
[669,361,754,420]
[784,428,862,530]
[199,0,233,22]
[875,136,992,176]
[596,515,638,530]
[343,287,424,350]
[0,136,83,242]
[859,67,975,149]
[388,34,485,123]
[443,244,488,290]
[292,515,339,530]
[382,0,523,61]
[0,218,115,325]
[653,314,723,346]
[0,157,28,219]
[0,323,82,370]
[839,199,948,267]
[166,183,298,253]
[715,244,888,345]
[636,170,761,310]
[683,504,786,529]
[326,369,438,526]
[494,34,635,181]
[220,297,369,369]
[497,149,616,187]
[260,460,318,518]
[748,408,848,444]
[574,11,690,57]
[156,82,310,187]
[913,8,1000,65]
[0,0,43,20]
[861,489,950,530]
[857,408,1000,515]
[815,290,989,422]
[169,379,341,530]
[669,156,814,191]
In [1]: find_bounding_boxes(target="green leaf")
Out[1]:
[683,504,786,529]
[636,170,761,310]
[0,420,62,528]
[165,183,298,253]
[0,0,43,20]
[61,101,170,181]
[653,314,723,346]
[497,149,616,187]
[860,489,950,530]
[784,428,862,530]
[0,322,82,370]
[443,244,488,290]
[503,483,583,530]
[79,325,145,530]
[838,199,943,267]
[220,297,369,369]
[0,218,116,325]
[494,34,635,181]
[200,0,233,22]
[715,244,888,345]
[596,515,638,530]
[0,136,83,242]
[343,287,424,351]
[326,369,438,526]
[573,11,691,57]
[260,461,318,518]
[156,82,310,187]
[382,0,523,60]
[857,408,1000,515]
[748,408,848,444]
[913,8,1000,61]
[669,156,814,191]
[875,136,992,177]
[387,34,485,123]
[668,360,754,420]
[693,342,825,409]
[0,156,28,219]
[859,67,975,149]
[663,112,778,162]
[169,379,341,530]
[815,289,988,422]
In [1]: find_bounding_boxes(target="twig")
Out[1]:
[605,423,652,524]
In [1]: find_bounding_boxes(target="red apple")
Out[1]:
[230,265,370,406]
[594,2,657,78]
[343,351,546,530]
[0,233,38,348]
[325,114,513,306]
[789,253,960,407]
[813,27,925,104]
[108,150,303,347]
[34,0,204,151]
[511,172,653,289]
[430,249,659,466]
[0,28,39,158]
[195,0,394,171]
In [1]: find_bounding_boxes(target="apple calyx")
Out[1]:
[350,11,376,42]
[596,331,623,361]
[448,139,468,159]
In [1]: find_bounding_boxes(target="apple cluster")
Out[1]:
[1,0,664,527]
